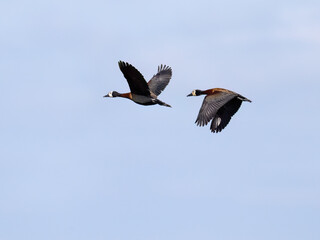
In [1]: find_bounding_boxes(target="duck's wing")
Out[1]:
[195,90,237,127]
[148,65,172,96]
[210,97,243,133]
[118,61,150,96]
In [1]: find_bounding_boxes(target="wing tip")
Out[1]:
[195,119,207,127]
[118,60,130,69]
[158,64,172,74]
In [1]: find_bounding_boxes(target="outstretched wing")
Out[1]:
[118,61,150,96]
[148,64,172,96]
[210,97,243,133]
[195,91,238,127]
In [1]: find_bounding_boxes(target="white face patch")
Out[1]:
[108,91,113,97]
[192,90,196,96]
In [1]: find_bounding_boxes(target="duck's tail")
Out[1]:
[155,99,172,108]
[238,95,252,103]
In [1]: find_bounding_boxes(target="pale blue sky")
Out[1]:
[1,0,320,239]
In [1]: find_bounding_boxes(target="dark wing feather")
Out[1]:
[195,91,237,127]
[148,65,172,96]
[118,61,150,96]
[210,97,242,133]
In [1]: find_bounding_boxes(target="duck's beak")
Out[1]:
[103,95,109,98]
[187,93,193,97]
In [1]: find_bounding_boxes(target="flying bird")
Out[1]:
[104,61,172,107]
[187,88,251,133]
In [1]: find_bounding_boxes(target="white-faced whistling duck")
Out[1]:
[104,61,172,107]
[187,88,251,133]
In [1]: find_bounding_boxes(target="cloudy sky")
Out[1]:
[1,0,319,239]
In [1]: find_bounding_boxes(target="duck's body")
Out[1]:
[187,88,251,133]
[104,61,172,107]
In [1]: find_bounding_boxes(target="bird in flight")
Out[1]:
[104,61,172,107]
[187,88,251,133]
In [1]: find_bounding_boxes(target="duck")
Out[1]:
[104,61,172,107]
[187,88,251,133]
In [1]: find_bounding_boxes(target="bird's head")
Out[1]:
[187,89,202,97]
[103,91,120,98]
